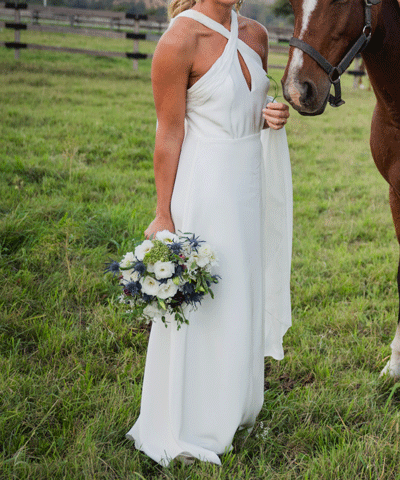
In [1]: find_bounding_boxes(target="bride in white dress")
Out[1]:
[126,0,292,467]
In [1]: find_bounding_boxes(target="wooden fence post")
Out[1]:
[31,9,39,25]
[4,2,28,59]
[14,5,20,59]
[125,13,148,70]
[132,19,140,70]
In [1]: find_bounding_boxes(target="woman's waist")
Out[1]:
[180,126,263,166]
[184,123,262,145]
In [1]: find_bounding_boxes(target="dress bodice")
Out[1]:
[170,9,270,139]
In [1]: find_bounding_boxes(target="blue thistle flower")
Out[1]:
[133,261,146,275]
[206,275,220,287]
[104,260,120,277]
[174,264,185,277]
[123,281,142,297]
[188,290,204,306]
[180,283,204,306]
[168,241,183,255]
[186,234,204,252]
[142,293,154,303]
[182,283,195,295]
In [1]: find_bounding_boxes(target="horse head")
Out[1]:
[282,0,381,115]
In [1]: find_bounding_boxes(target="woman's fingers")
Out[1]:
[144,217,175,239]
[266,101,289,109]
[263,103,290,118]
[263,103,290,130]
[263,113,288,130]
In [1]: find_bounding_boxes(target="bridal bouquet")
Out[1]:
[106,230,219,329]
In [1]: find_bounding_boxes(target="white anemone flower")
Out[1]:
[140,276,160,296]
[196,252,210,268]
[118,294,126,304]
[196,257,209,268]
[121,269,139,284]
[187,252,200,269]
[135,240,154,261]
[154,260,175,280]
[181,244,192,257]
[143,302,165,320]
[155,230,179,244]
[197,243,218,268]
[120,251,136,269]
[157,279,179,299]
[209,254,218,268]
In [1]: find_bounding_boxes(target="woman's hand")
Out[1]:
[144,215,175,239]
[263,102,290,130]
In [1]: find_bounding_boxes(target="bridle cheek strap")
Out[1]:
[289,0,380,108]
[289,33,371,107]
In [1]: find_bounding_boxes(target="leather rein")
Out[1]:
[289,0,381,107]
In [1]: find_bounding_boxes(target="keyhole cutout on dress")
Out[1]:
[238,51,252,92]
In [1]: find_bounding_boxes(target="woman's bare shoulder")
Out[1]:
[155,16,205,58]
[237,15,268,64]
[238,15,268,44]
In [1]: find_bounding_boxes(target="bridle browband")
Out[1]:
[289,0,381,107]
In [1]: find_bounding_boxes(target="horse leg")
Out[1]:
[381,186,400,377]
[370,105,400,377]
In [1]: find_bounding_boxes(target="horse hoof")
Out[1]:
[380,360,400,378]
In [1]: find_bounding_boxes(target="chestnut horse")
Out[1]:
[281,0,400,376]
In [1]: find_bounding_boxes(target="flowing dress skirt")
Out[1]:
[126,129,269,465]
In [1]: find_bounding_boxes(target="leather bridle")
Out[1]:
[289,0,381,107]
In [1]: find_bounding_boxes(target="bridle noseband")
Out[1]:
[289,0,381,107]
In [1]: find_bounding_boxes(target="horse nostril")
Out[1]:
[304,82,313,99]
[300,81,316,105]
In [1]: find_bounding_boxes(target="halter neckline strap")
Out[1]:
[175,9,237,40]
[172,10,261,64]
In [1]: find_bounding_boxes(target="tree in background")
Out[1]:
[240,2,276,27]
[271,0,294,24]
[26,0,166,16]
[72,0,88,8]
[126,1,146,14]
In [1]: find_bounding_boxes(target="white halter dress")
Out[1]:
[126,9,293,467]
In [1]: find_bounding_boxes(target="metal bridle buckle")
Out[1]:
[363,25,372,38]
[329,67,341,83]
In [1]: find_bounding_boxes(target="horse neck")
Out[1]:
[362,0,400,116]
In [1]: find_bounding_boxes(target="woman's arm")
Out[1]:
[262,51,290,130]
[144,27,194,238]
[262,46,290,130]
[238,16,290,131]
[251,19,290,130]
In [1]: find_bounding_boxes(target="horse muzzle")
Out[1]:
[282,76,331,116]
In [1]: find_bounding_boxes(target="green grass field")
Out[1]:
[1,29,400,480]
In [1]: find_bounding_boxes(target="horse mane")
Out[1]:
[368,0,400,53]
[382,0,400,17]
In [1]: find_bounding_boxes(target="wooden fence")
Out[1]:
[0,2,292,69]
[0,2,162,68]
